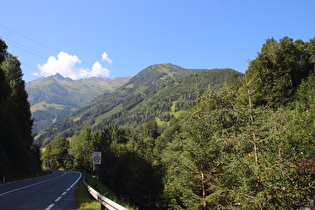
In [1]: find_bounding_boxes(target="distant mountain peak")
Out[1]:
[53,73,73,81]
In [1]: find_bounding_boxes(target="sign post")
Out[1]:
[92,152,102,190]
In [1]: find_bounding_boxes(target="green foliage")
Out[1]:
[157,36,315,209]
[242,37,315,108]
[160,88,244,209]
[0,39,41,178]
[225,69,243,91]
[40,123,164,209]
[69,126,94,170]
[158,83,315,208]
[142,118,159,139]
[40,137,71,169]
[294,71,315,110]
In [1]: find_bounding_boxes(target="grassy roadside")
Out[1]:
[76,173,137,210]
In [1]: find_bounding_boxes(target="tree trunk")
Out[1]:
[200,170,207,210]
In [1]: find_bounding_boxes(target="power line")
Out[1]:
[0,24,123,78]
[0,36,80,72]
[22,63,41,72]
[2,36,50,59]
[0,24,59,53]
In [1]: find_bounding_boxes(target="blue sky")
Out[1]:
[0,0,314,82]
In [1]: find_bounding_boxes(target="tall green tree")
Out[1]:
[0,39,8,98]
[0,39,9,177]
[225,70,315,209]
[69,125,93,170]
[0,39,40,178]
[227,106,315,209]
[161,88,242,209]
[244,36,315,107]
[1,53,33,146]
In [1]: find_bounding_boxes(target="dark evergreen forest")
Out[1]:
[0,39,41,179]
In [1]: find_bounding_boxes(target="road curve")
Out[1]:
[0,170,81,210]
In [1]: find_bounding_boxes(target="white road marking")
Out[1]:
[0,172,66,197]
[45,172,82,210]
[45,204,54,210]
[55,196,62,202]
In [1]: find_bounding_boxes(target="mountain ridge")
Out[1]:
[52,73,73,81]
[26,74,131,133]
[34,63,239,146]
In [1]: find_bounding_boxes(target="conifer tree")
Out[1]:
[0,39,40,177]
[244,37,314,107]
[162,88,241,209]
[1,53,33,147]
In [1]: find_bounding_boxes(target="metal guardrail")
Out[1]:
[83,173,128,210]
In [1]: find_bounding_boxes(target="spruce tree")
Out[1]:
[0,39,40,177]
[244,37,315,108]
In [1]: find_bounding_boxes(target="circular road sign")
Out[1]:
[93,152,102,165]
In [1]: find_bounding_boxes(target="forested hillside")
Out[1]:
[26,74,130,133]
[35,64,236,146]
[41,36,315,209]
[0,39,40,179]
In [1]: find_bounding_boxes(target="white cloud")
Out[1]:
[37,51,111,80]
[101,52,113,64]
[79,62,110,78]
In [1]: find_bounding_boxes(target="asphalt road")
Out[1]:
[0,170,81,210]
